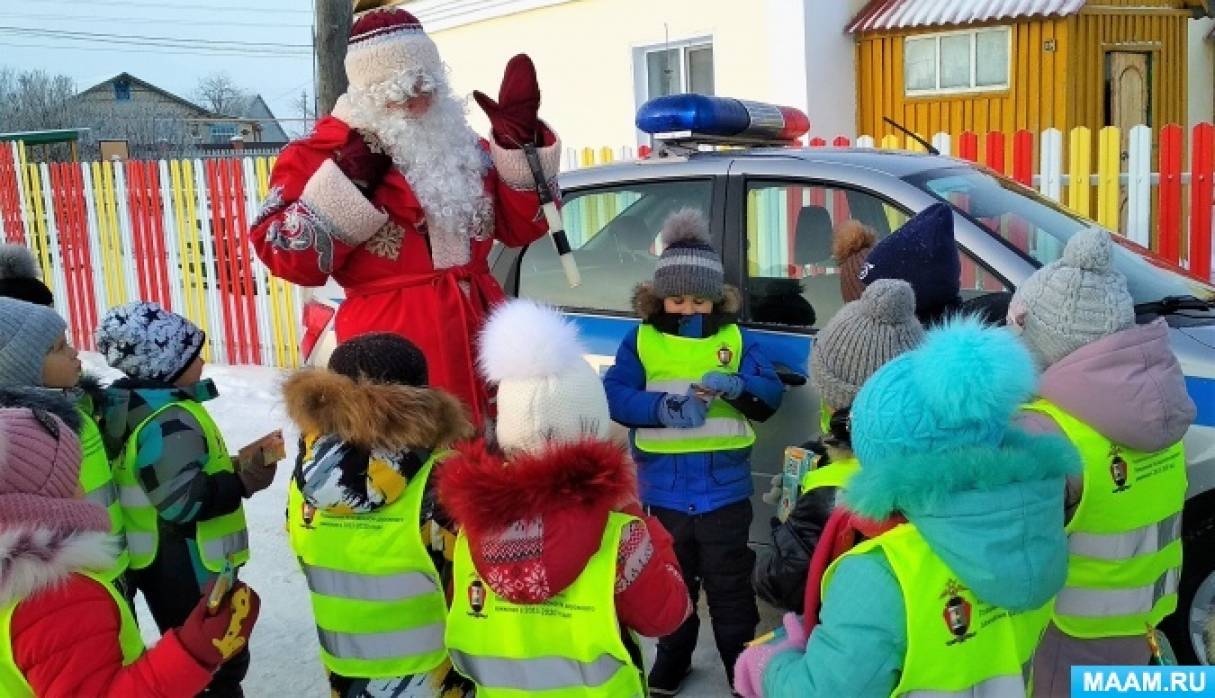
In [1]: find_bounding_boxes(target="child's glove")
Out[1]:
[236,452,277,497]
[701,371,745,400]
[733,613,809,698]
[657,390,707,429]
[177,581,261,670]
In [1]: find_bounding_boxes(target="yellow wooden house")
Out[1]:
[849,0,1211,141]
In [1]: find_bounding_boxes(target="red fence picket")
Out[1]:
[958,132,979,162]
[1012,130,1034,186]
[125,161,172,309]
[832,136,851,147]
[985,131,1006,174]
[49,164,85,350]
[809,137,827,148]
[229,160,262,364]
[1158,125,1184,265]
[205,160,239,363]
[0,147,25,245]
[1189,124,1214,280]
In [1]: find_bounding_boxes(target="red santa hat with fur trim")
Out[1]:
[345,3,443,91]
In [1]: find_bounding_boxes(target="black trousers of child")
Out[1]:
[129,524,250,697]
[651,499,759,685]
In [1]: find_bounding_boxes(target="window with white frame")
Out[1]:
[641,40,714,100]
[904,27,1010,95]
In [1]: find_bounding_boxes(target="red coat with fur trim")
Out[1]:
[5,529,213,697]
[437,438,692,638]
[251,100,558,426]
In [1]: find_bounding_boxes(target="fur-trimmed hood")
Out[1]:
[631,282,741,323]
[437,438,640,602]
[0,526,117,607]
[0,386,81,431]
[846,429,1077,611]
[283,369,472,451]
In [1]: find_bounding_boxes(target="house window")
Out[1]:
[210,123,237,143]
[904,27,1010,96]
[642,40,714,100]
[113,80,131,101]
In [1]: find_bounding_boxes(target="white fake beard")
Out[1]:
[344,70,493,269]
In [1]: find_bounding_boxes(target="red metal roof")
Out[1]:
[847,0,1088,33]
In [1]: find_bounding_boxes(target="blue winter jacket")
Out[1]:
[761,429,1078,697]
[603,285,784,514]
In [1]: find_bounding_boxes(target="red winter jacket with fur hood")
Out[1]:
[5,528,213,697]
[437,438,691,638]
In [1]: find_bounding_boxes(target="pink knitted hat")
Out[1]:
[0,408,108,533]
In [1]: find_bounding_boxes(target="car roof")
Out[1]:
[558,147,969,188]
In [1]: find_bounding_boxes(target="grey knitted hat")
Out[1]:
[0,297,66,388]
[1012,227,1134,367]
[96,301,206,383]
[652,208,724,302]
[811,279,925,410]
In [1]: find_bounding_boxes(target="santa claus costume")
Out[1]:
[251,5,560,427]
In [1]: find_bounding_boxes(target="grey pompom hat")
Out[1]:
[652,208,724,302]
[811,279,925,410]
[1011,227,1134,367]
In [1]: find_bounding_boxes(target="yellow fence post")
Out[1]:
[1096,126,1121,232]
[1067,127,1092,218]
[880,134,901,150]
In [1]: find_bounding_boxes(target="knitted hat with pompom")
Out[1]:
[0,245,52,307]
[652,208,723,302]
[478,299,610,455]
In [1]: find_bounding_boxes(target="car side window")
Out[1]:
[518,179,714,312]
[744,180,908,328]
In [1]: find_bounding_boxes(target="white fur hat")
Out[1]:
[478,300,611,455]
[345,7,443,91]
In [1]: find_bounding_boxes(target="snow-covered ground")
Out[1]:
[83,354,743,697]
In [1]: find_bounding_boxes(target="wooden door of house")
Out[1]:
[1106,51,1152,233]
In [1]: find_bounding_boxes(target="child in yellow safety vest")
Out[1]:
[283,332,475,698]
[736,317,1079,698]
[95,301,278,697]
[603,208,784,694]
[1009,228,1197,691]
[0,394,260,697]
[753,279,923,613]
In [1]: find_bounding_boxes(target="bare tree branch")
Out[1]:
[193,71,253,116]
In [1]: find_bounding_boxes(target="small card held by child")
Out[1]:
[777,446,819,522]
[238,430,285,468]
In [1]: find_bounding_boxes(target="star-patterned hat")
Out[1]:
[96,302,205,383]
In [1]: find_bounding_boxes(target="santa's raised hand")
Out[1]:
[474,54,544,148]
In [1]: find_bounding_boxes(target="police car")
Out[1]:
[299,94,1215,663]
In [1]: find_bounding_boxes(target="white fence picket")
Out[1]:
[931,132,951,157]
[38,164,73,340]
[192,160,226,365]
[79,165,109,324]
[1039,128,1063,202]
[1126,125,1153,247]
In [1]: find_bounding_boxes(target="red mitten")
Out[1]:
[333,131,392,196]
[473,54,541,147]
[176,582,261,670]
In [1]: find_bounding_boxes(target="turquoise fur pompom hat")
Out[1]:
[849,315,1037,474]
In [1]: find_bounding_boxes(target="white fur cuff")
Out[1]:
[491,134,561,191]
[301,159,389,247]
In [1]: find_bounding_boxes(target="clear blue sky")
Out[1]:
[0,0,317,130]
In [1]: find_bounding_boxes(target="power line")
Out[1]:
[0,26,311,49]
[44,0,315,14]
[0,41,312,59]
[0,11,315,30]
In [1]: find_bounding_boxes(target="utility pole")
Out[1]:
[313,0,352,116]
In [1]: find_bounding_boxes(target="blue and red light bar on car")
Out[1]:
[636,94,810,144]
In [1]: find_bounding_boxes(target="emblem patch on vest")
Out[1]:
[1110,446,1131,493]
[941,580,975,645]
[717,344,734,367]
[467,579,488,618]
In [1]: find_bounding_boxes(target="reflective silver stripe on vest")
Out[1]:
[637,418,751,442]
[449,650,629,692]
[86,483,118,508]
[647,380,693,395]
[318,623,445,661]
[1069,513,1182,561]
[201,530,250,562]
[303,564,437,602]
[119,484,152,508]
[125,531,156,556]
[904,674,1026,697]
[1056,567,1181,618]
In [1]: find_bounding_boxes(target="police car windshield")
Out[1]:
[904,167,1215,307]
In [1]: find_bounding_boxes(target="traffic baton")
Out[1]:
[522,142,581,288]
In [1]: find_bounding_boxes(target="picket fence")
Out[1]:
[0,123,1210,370]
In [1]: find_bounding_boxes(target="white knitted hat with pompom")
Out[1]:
[478,300,610,454]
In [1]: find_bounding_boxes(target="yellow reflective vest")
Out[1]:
[76,398,128,582]
[287,453,448,678]
[824,524,1052,697]
[1023,399,1186,639]
[446,512,646,697]
[113,400,250,573]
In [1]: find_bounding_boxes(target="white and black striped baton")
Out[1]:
[522,143,581,288]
